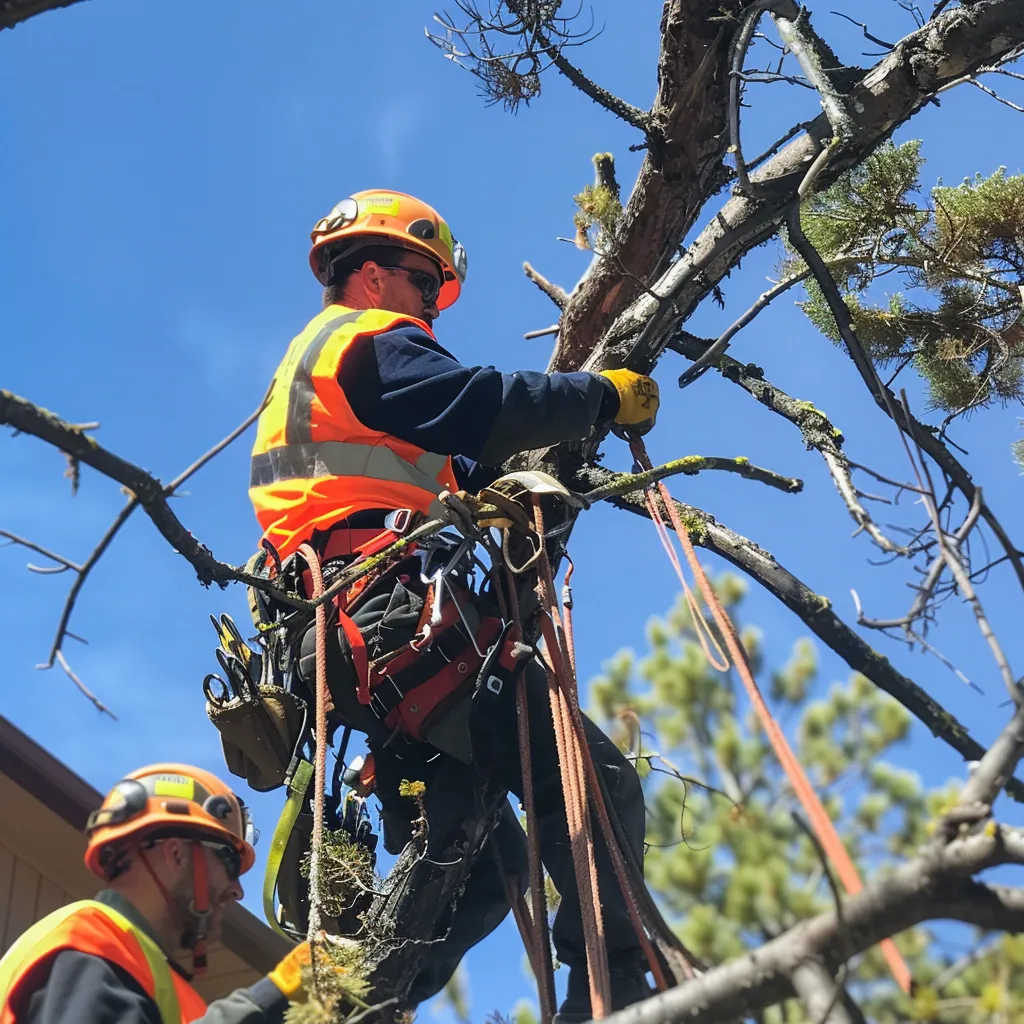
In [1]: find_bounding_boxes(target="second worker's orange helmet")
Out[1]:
[309,189,467,309]
[84,763,257,880]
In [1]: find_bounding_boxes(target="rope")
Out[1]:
[559,562,670,994]
[296,542,333,992]
[627,436,913,996]
[506,556,559,1023]
[534,498,612,1020]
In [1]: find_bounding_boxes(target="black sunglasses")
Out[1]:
[201,841,242,881]
[378,265,442,306]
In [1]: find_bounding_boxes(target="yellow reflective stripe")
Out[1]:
[250,440,450,506]
[263,760,314,937]
[0,901,93,999]
[286,311,363,445]
[0,901,180,1024]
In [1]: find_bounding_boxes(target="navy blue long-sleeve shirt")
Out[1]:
[337,322,619,490]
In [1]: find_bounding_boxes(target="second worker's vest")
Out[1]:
[250,305,460,560]
[0,899,207,1024]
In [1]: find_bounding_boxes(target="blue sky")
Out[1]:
[2,0,1023,1017]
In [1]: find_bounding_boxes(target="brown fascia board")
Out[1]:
[0,715,292,972]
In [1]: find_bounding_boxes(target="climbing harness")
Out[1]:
[206,432,904,1017]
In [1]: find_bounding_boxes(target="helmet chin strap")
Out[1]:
[137,841,212,976]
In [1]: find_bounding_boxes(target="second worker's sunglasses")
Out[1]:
[378,265,443,306]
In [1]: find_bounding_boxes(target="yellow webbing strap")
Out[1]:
[0,901,180,1024]
[263,759,314,937]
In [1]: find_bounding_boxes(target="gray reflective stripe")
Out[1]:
[251,441,449,514]
[285,311,363,445]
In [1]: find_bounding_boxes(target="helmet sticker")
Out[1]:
[362,195,400,217]
[153,776,195,800]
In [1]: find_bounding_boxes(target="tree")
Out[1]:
[591,581,1024,1024]
[3,2,1024,1021]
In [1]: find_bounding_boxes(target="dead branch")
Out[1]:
[522,261,568,308]
[0,386,273,713]
[669,333,905,553]
[677,269,811,390]
[572,462,1024,802]
[727,0,800,197]
[594,0,1024,371]
[581,456,802,504]
[0,388,306,598]
[0,0,85,31]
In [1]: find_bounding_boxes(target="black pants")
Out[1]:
[298,579,647,1005]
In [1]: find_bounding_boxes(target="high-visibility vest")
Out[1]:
[250,305,460,560]
[0,900,207,1024]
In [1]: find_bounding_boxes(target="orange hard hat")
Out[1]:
[309,189,467,309]
[84,763,257,880]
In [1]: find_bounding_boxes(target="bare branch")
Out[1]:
[669,334,904,553]
[948,698,1024,817]
[0,0,85,31]
[727,0,800,197]
[590,825,1024,1024]
[51,649,116,719]
[523,324,560,339]
[0,530,82,572]
[771,10,859,142]
[677,269,811,389]
[544,43,656,136]
[598,0,1024,370]
[791,961,851,1024]
[580,455,802,505]
[0,389,273,592]
[522,261,568,308]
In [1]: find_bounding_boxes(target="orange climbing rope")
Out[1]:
[627,435,913,996]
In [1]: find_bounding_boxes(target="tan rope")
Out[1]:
[559,561,670,994]
[506,558,559,1024]
[534,498,612,1019]
[296,543,333,993]
[628,437,913,996]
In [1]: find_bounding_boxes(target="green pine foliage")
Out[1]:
[784,141,1024,420]
[587,576,1024,1024]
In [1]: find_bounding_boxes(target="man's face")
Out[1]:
[372,250,443,325]
[167,841,244,944]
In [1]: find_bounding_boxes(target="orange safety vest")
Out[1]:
[250,305,460,560]
[0,900,207,1024]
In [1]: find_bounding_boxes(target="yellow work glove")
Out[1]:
[599,369,660,432]
[268,940,312,1000]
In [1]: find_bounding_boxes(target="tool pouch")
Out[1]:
[206,687,307,792]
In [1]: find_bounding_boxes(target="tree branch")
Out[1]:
[572,462,1024,801]
[2,386,275,714]
[668,332,906,553]
[0,0,85,31]
[589,827,1024,1024]
[0,389,268,591]
[544,44,656,137]
[581,455,802,504]
[595,0,1024,372]
[551,0,740,367]
[522,261,568,309]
